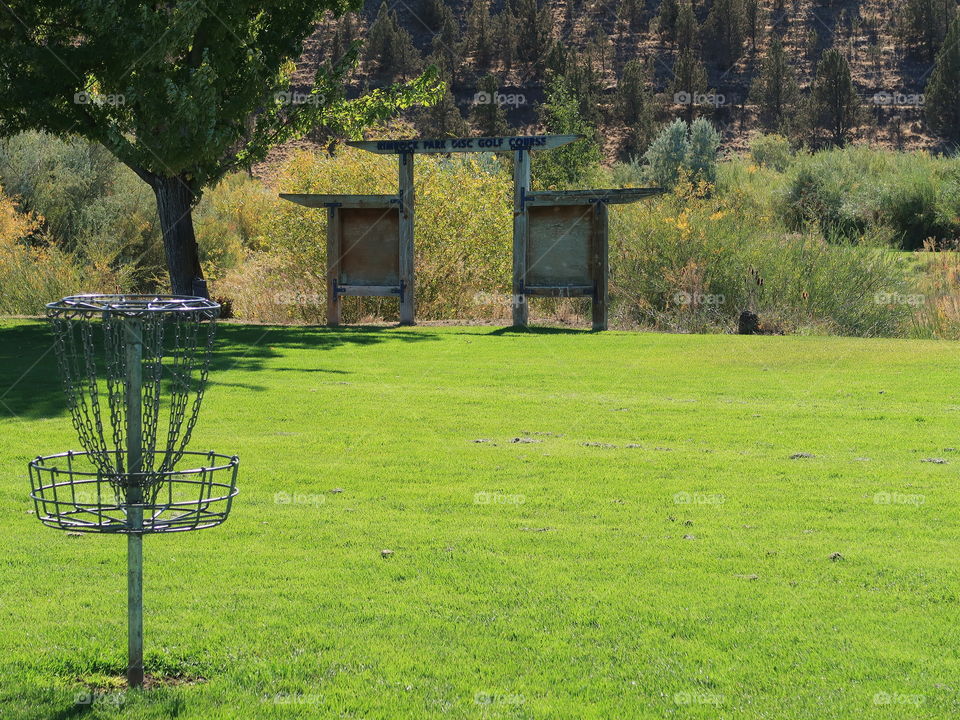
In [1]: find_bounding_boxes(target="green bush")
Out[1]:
[748,133,793,172]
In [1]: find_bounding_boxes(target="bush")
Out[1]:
[644,119,721,189]
[749,133,793,171]
[644,119,689,188]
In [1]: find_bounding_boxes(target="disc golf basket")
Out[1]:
[28,295,239,688]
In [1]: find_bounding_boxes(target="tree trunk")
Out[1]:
[151,174,207,297]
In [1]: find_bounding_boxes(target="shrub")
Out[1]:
[749,133,793,172]
[644,119,689,188]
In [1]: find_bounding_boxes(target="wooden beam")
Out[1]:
[347,135,580,155]
[592,201,609,331]
[525,188,665,206]
[512,148,531,327]
[398,152,415,325]
[336,285,402,297]
[523,285,594,297]
[280,193,399,209]
[326,205,342,326]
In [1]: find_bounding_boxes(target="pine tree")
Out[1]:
[750,37,800,131]
[532,75,603,188]
[471,74,510,136]
[902,0,957,60]
[807,48,860,146]
[495,0,518,70]
[925,10,960,143]
[431,8,462,87]
[671,2,707,123]
[466,0,493,69]
[516,0,553,66]
[704,0,746,68]
[672,49,708,123]
[365,3,421,81]
[417,83,469,138]
[619,0,648,31]
[744,0,763,51]
[658,0,681,43]
[618,59,658,157]
[419,0,447,30]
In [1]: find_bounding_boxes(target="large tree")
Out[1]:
[750,37,800,132]
[807,48,860,147]
[0,1,441,295]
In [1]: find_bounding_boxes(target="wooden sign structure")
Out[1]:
[280,135,663,330]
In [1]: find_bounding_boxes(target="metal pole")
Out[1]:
[125,320,144,689]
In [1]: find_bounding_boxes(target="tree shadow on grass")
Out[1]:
[0,322,437,421]
[483,325,595,336]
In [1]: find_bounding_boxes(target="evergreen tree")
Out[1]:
[532,75,603,188]
[417,83,469,138]
[657,0,681,43]
[750,37,800,131]
[671,3,707,124]
[704,0,746,68]
[431,8,462,87]
[495,0,518,70]
[471,74,511,136]
[618,59,658,157]
[902,0,957,60]
[466,0,493,69]
[566,50,605,126]
[365,3,422,81]
[807,48,860,146]
[925,10,960,143]
[419,0,447,30]
[744,0,763,51]
[516,0,553,66]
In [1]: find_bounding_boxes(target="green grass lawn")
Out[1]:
[1,320,959,719]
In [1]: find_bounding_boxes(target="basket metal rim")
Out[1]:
[29,450,239,476]
[46,294,220,319]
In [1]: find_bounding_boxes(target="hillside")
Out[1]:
[255,0,957,175]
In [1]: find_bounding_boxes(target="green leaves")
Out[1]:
[0,0,441,192]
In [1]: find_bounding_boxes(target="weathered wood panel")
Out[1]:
[526,204,595,288]
[339,207,401,287]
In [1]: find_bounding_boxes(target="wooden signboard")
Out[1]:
[518,188,665,330]
[281,136,662,330]
[279,193,407,325]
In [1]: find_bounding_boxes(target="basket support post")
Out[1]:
[125,319,144,689]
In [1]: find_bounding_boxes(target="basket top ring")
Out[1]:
[46,295,220,320]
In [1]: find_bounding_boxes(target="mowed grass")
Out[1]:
[1,320,959,719]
